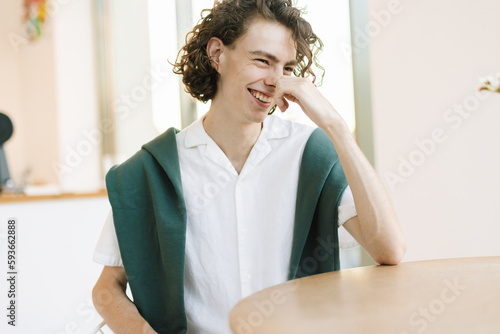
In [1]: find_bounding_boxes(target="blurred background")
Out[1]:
[0,0,499,333]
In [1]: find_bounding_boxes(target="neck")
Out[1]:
[203,101,263,173]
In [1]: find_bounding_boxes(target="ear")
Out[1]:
[206,37,224,71]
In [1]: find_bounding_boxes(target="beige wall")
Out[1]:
[0,1,23,172]
[0,0,101,191]
[0,1,59,185]
[20,24,61,186]
[368,0,500,260]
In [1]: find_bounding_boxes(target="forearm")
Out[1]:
[275,76,405,262]
[323,118,406,264]
[92,274,157,334]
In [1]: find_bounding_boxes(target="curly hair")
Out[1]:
[172,0,324,103]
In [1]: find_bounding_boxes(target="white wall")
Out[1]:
[53,0,102,192]
[368,0,500,261]
[111,0,161,163]
[0,197,110,334]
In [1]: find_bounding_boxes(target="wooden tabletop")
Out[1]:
[229,256,500,334]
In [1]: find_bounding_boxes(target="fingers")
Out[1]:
[275,76,293,113]
[275,76,309,112]
[276,96,289,113]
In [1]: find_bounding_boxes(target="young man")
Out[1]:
[92,0,406,333]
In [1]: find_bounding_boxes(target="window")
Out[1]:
[148,0,355,132]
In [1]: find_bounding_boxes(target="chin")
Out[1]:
[249,110,269,123]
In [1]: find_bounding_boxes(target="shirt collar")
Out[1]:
[183,114,291,149]
[184,115,208,149]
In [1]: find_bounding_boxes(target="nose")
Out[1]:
[264,67,282,88]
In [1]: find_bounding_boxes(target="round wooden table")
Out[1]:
[229,257,500,334]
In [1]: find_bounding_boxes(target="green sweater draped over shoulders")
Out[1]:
[105,126,348,333]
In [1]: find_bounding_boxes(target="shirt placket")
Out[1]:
[234,175,253,297]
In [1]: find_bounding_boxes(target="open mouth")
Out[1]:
[248,89,272,104]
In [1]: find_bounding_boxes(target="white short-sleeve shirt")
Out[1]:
[93,114,358,334]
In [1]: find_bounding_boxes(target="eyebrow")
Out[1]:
[249,50,298,67]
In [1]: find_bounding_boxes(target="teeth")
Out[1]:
[251,90,271,103]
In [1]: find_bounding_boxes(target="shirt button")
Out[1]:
[241,228,247,234]
[237,180,242,186]
[244,274,251,281]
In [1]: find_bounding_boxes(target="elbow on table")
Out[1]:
[373,240,407,265]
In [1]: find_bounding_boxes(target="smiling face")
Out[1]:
[211,17,298,124]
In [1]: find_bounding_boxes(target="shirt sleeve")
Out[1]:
[93,210,124,267]
[337,185,360,249]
